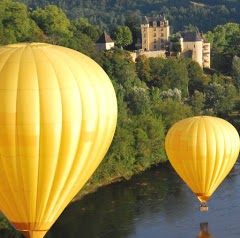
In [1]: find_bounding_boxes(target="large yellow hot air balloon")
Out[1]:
[0,43,117,238]
[165,116,240,211]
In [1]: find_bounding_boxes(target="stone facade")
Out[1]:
[179,32,210,68]
[140,16,211,68]
[130,49,166,61]
[141,16,170,51]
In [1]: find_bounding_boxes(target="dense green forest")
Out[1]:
[1,0,240,234]
[13,0,240,33]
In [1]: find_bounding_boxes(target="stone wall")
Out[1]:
[130,50,166,62]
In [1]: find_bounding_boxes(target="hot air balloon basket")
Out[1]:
[199,204,208,212]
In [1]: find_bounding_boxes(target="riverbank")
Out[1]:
[72,176,125,202]
[72,161,169,202]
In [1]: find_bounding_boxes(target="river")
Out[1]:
[43,160,240,238]
[1,160,240,238]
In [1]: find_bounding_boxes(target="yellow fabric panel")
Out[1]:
[165,116,240,202]
[0,43,117,237]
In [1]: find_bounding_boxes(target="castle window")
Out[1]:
[154,27,156,31]
[154,45,157,49]
[144,34,146,38]
[154,39,157,43]
[161,39,164,43]
[161,28,163,31]
[154,33,156,37]
[161,33,164,37]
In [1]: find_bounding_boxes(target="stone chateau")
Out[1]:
[95,16,210,68]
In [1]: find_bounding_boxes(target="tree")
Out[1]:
[204,82,237,116]
[31,5,72,44]
[184,23,199,32]
[133,113,166,172]
[188,90,205,115]
[99,48,136,88]
[135,55,151,84]
[161,88,182,101]
[125,13,141,49]
[158,98,193,130]
[126,84,151,115]
[148,57,165,88]
[171,42,181,52]
[232,55,240,93]
[186,60,205,96]
[204,31,214,46]
[159,59,189,97]
[209,23,240,74]
[111,26,133,48]
[71,17,100,41]
[0,0,34,44]
[101,84,136,179]
[57,32,97,58]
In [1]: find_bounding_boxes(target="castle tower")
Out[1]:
[141,16,170,51]
[180,31,211,68]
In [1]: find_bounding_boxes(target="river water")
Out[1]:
[43,160,240,238]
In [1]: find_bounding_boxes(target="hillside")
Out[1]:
[15,0,240,33]
[190,1,206,7]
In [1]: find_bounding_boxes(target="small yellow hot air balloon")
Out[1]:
[0,43,117,237]
[165,116,240,211]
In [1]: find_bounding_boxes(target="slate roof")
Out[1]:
[181,32,203,42]
[142,15,167,27]
[96,31,113,43]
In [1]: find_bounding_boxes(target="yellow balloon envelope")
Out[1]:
[0,43,117,238]
[165,116,240,208]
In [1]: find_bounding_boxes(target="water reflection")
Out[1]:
[197,223,214,238]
